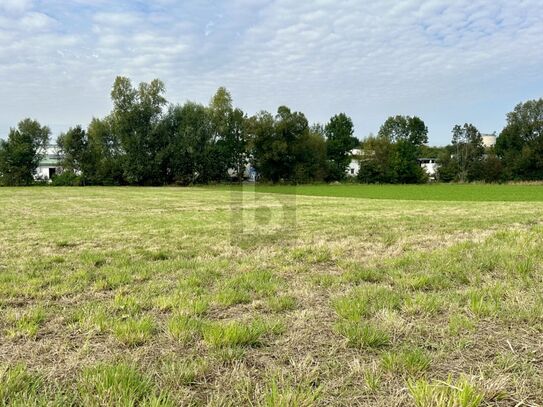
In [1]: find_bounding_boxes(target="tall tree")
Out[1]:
[325,113,359,181]
[451,123,484,182]
[0,119,50,185]
[293,125,328,183]
[209,87,248,181]
[496,98,543,180]
[377,115,428,183]
[110,76,167,185]
[159,102,214,185]
[86,117,124,185]
[249,111,277,181]
[57,126,88,178]
[378,115,428,146]
[251,107,310,182]
[357,135,397,183]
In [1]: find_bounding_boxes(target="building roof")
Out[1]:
[39,144,62,166]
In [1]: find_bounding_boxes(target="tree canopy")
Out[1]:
[1,76,541,186]
[0,119,50,186]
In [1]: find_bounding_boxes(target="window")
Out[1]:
[48,167,56,179]
[350,168,354,174]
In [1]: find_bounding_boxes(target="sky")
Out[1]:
[0,0,542,145]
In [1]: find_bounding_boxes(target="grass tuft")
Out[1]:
[407,375,484,407]
[80,363,172,406]
[167,315,203,344]
[334,321,390,349]
[113,316,156,346]
[203,319,284,349]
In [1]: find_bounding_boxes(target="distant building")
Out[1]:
[481,134,496,148]
[227,158,257,182]
[35,145,62,181]
[346,148,362,176]
[418,158,438,180]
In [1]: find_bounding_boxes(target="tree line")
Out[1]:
[0,76,541,186]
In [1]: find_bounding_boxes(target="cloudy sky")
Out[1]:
[1,0,542,144]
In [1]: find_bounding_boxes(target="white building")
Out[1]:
[35,145,62,181]
[346,148,362,176]
[418,158,438,179]
[482,134,496,148]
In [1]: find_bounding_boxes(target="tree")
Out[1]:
[325,113,359,181]
[251,106,310,183]
[378,115,428,146]
[86,117,124,185]
[435,147,458,182]
[110,76,167,185]
[496,98,543,180]
[249,111,277,181]
[293,125,328,183]
[451,123,484,182]
[0,119,50,186]
[209,87,248,182]
[57,125,90,183]
[377,115,428,183]
[357,135,397,183]
[159,102,214,185]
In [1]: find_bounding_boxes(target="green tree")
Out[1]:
[86,117,124,185]
[159,102,214,185]
[251,106,310,183]
[0,119,50,186]
[249,111,277,181]
[110,76,167,185]
[435,147,458,182]
[496,98,543,180]
[292,125,328,183]
[377,115,428,183]
[357,135,397,183]
[57,125,91,183]
[451,123,484,182]
[378,115,428,146]
[325,113,359,181]
[209,87,248,182]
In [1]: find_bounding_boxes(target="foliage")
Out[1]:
[0,119,50,186]
[251,106,326,183]
[110,76,168,185]
[325,113,359,181]
[51,170,82,186]
[1,77,541,186]
[451,123,485,182]
[495,98,543,180]
[356,115,429,184]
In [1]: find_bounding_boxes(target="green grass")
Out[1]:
[202,319,284,349]
[407,375,484,407]
[1,185,543,405]
[219,183,543,202]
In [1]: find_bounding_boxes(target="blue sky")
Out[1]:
[1,0,542,145]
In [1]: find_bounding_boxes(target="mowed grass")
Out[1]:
[1,186,543,406]
[219,182,543,202]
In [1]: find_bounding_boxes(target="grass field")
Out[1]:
[216,183,543,202]
[1,185,543,406]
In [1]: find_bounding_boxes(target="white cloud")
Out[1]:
[20,11,57,31]
[0,0,32,13]
[0,0,542,142]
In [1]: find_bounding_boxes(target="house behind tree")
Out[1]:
[35,145,62,181]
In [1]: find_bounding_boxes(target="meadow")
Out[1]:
[1,185,543,406]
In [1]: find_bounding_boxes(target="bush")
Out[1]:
[51,171,82,186]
